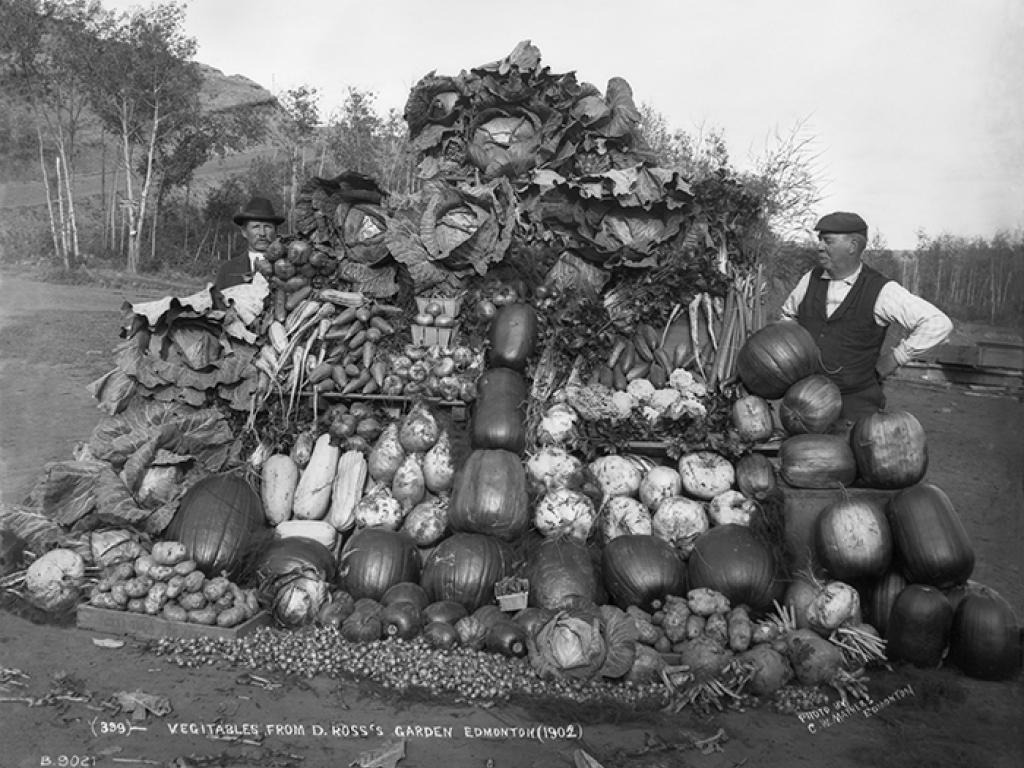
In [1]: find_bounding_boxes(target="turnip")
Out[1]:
[651,496,708,555]
[589,455,643,499]
[534,488,596,540]
[677,451,734,500]
[600,496,652,542]
[707,490,757,527]
[525,447,584,495]
[639,466,683,511]
[738,645,793,696]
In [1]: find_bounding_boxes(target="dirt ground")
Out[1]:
[0,271,1021,768]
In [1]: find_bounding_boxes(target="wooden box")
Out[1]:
[780,486,895,572]
[77,605,272,641]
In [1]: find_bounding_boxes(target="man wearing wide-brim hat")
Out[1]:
[781,211,953,428]
[214,196,286,290]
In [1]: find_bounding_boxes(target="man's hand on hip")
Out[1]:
[875,350,899,381]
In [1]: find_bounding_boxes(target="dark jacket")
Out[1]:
[214,254,255,291]
[797,264,890,394]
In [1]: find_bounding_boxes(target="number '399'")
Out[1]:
[40,756,96,767]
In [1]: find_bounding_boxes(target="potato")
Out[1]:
[214,592,235,611]
[144,584,167,615]
[216,606,247,628]
[685,614,706,640]
[107,562,135,581]
[187,607,218,625]
[727,606,752,653]
[704,612,729,646]
[172,559,199,576]
[90,592,123,610]
[147,564,176,582]
[162,603,188,623]
[687,588,730,617]
[178,591,207,611]
[94,578,114,593]
[126,598,147,613]
[109,583,130,607]
[133,554,157,578]
[202,576,230,602]
[164,575,185,599]
[124,576,153,599]
[151,541,188,566]
[182,570,205,593]
[243,589,261,619]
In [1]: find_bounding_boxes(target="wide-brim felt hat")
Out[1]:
[814,211,868,235]
[233,196,285,226]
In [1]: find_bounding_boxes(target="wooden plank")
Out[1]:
[77,605,272,641]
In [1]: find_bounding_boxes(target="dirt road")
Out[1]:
[0,272,1021,768]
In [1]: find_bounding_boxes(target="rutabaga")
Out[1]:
[526,447,584,495]
[677,451,735,500]
[589,455,643,499]
[651,496,709,555]
[638,466,683,511]
[354,484,404,530]
[600,496,652,542]
[707,490,757,527]
[533,488,596,540]
[422,430,455,493]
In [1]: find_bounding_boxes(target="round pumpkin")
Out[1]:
[867,570,907,638]
[601,534,687,612]
[779,375,842,435]
[850,410,928,489]
[165,473,266,578]
[420,533,513,612]
[736,321,821,400]
[735,453,777,501]
[687,524,779,612]
[338,528,420,601]
[731,395,775,442]
[887,584,953,668]
[815,495,893,581]
[527,537,601,611]
[448,449,530,541]
[948,586,1022,681]
[887,483,974,589]
[779,434,857,489]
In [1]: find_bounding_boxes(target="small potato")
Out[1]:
[148,564,176,582]
[243,590,261,619]
[126,598,147,613]
[178,591,207,611]
[164,575,186,600]
[202,577,230,602]
[172,559,199,576]
[109,583,130,607]
[94,578,114,593]
[151,541,187,566]
[704,612,729,646]
[182,570,205,593]
[685,614,706,640]
[90,592,123,610]
[214,593,235,611]
[133,554,156,578]
[187,607,218,625]
[162,603,188,623]
[107,562,135,581]
[124,577,153,599]
[216,606,247,628]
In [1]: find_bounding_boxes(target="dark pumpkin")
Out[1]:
[887,483,974,589]
[815,496,893,581]
[779,375,842,435]
[731,395,775,442]
[486,620,529,658]
[422,620,459,649]
[420,533,513,612]
[380,600,423,639]
[736,321,821,400]
[850,410,928,489]
[380,581,430,612]
[779,434,857,489]
[337,528,420,601]
[948,586,1022,681]
[513,606,555,637]
[165,473,266,578]
[449,449,530,541]
[471,367,527,453]
[687,524,779,613]
[526,537,601,611]
[735,453,778,501]
[602,534,687,612]
[887,584,953,667]
[421,600,468,625]
[867,570,907,638]
[487,302,538,371]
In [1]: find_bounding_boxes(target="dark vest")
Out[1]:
[797,264,890,394]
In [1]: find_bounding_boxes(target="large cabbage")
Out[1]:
[527,605,638,681]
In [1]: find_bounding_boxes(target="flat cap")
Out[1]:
[814,211,867,235]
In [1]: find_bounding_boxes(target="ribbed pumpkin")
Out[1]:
[779,375,842,435]
[687,524,779,612]
[850,410,928,489]
[527,537,601,611]
[867,570,907,637]
[814,495,893,581]
[887,483,974,589]
[735,453,777,501]
[420,532,513,612]
[779,434,857,489]
[449,449,529,541]
[487,303,538,371]
[731,395,775,442]
[602,534,687,612]
[887,584,953,667]
[165,473,266,578]
[736,321,820,400]
[948,586,1022,681]
[337,528,420,601]
[471,367,527,453]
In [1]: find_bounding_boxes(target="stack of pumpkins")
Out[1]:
[731,321,1020,681]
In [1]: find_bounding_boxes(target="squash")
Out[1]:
[166,473,266,579]
[380,581,430,612]
[867,570,907,638]
[601,534,687,612]
[779,434,857,489]
[687,524,779,613]
[487,302,538,371]
[326,450,367,532]
[261,454,299,525]
[850,410,928,489]
[292,434,339,520]
[338,528,420,601]
[419,533,513,612]
[887,584,953,668]
[814,495,893,581]
[380,600,423,639]
[779,375,842,435]
[736,321,821,400]
[887,483,974,589]
[735,453,777,501]
[448,449,530,541]
[948,586,1021,681]
[731,395,775,442]
[471,367,527,453]
[526,537,601,611]
[422,600,468,625]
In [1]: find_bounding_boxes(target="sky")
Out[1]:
[104,0,1023,249]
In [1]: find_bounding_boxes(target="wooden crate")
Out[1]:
[77,605,272,641]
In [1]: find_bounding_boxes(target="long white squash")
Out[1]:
[291,434,339,520]
[261,453,299,525]
[326,450,367,532]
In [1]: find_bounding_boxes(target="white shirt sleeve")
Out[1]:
[780,272,812,321]
[873,282,954,364]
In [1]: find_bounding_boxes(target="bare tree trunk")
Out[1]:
[54,155,70,268]
[120,105,138,272]
[58,141,80,267]
[37,126,63,265]
[134,100,161,274]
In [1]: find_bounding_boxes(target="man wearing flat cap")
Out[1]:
[781,211,953,427]
[214,196,285,290]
